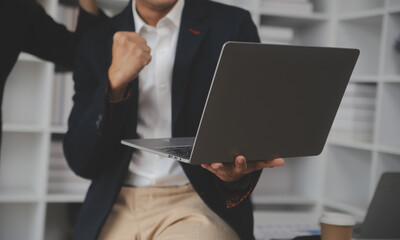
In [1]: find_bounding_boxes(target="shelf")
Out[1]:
[350,75,379,83]
[46,194,85,203]
[383,75,400,83]
[375,153,400,188]
[323,198,367,218]
[0,203,42,240]
[2,123,47,133]
[259,11,329,21]
[3,60,53,125]
[388,0,400,8]
[47,182,90,195]
[336,15,383,76]
[328,137,373,151]
[377,145,400,156]
[50,125,68,134]
[338,8,385,21]
[384,12,400,75]
[337,0,384,15]
[44,203,81,240]
[253,156,320,199]
[329,129,374,144]
[252,195,317,205]
[0,187,40,203]
[0,132,47,195]
[324,146,372,211]
[376,83,400,148]
[259,15,330,47]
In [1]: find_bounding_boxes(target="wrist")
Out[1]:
[108,74,131,102]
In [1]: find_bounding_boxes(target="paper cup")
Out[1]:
[319,212,355,240]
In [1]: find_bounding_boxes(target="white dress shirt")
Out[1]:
[124,0,189,187]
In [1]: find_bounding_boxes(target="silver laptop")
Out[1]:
[122,42,359,164]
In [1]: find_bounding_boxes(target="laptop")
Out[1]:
[354,172,400,239]
[121,42,359,164]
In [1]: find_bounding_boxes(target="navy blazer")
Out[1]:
[64,0,261,239]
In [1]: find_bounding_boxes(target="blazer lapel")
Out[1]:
[172,0,209,132]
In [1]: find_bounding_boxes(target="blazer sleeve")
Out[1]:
[21,1,107,70]
[215,10,263,208]
[63,32,135,180]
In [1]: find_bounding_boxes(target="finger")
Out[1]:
[201,164,218,175]
[235,155,247,172]
[255,158,285,170]
[131,32,147,43]
[142,45,151,53]
[210,162,224,170]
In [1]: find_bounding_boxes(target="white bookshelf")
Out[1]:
[0,0,399,239]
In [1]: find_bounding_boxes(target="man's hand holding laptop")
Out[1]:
[201,156,285,182]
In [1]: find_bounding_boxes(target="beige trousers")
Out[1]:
[98,184,240,240]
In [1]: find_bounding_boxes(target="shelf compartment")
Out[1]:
[376,83,400,148]
[383,12,400,75]
[3,123,47,133]
[383,75,400,83]
[324,146,372,211]
[336,16,383,76]
[50,125,68,134]
[337,0,384,15]
[338,8,385,21]
[46,194,85,203]
[0,187,40,203]
[259,15,329,46]
[331,83,377,143]
[0,132,47,196]
[377,145,400,156]
[47,139,90,195]
[3,60,53,125]
[350,75,379,83]
[328,137,373,152]
[253,156,320,200]
[44,203,81,240]
[387,0,400,9]
[258,0,331,15]
[0,203,42,240]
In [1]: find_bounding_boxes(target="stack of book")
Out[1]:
[260,0,314,14]
[258,26,294,44]
[48,140,90,194]
[332,84,376,142]
[52,72,74,127]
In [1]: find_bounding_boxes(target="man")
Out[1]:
[64,0,284,239]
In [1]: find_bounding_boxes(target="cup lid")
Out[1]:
[319,212,355,226]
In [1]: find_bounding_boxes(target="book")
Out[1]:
[258,26,295,44]
[261,0,313,14]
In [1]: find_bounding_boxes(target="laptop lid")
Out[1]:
[188,42,359,164]
[357,172,400,239]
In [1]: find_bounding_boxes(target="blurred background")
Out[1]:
[0,0,399,239]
